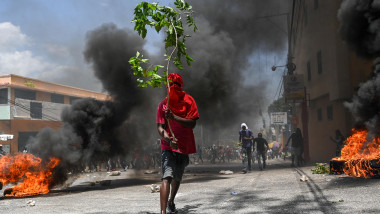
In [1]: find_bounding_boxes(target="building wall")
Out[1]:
[289,0,373,161]
[0,120,62,154]
[0,74,111,101]
[0,74,111,155]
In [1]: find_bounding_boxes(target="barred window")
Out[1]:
[30,102,42,119]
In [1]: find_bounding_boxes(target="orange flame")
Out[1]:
[332,129,380,178]
[0,153,60,197]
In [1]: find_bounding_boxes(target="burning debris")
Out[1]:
[0,153,60,197]
[331,130,380,178]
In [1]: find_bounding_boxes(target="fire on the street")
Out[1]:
[331,129,380,178]
[0,153,60,197]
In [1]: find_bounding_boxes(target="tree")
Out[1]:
[267,97,288,114]
[128,0,197,88]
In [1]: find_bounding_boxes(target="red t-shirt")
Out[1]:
[156,95,199,154]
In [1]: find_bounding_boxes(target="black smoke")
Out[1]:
[338,0,380,138]
[182,0,289,137]
[27,23,151,184]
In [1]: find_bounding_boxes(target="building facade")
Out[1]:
[0,74,110,154]
[288,0,373,161]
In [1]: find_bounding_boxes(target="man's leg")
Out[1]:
[160,178,171,214]
[241,148,247,173]
[262,152,266,169]
[247,148,252,171]
[168,180,180,206]
[257,151,262,170]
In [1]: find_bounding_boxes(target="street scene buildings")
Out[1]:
[1,0,380,213]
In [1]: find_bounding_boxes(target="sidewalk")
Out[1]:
[1,158,379,214]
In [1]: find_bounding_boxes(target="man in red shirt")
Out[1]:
[156,73,199,214]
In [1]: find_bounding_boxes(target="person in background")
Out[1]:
[157,73,199,214]
[239,123,254,173]
[253,133,269,170]
[285,128,304,167]
[330,129,345,157]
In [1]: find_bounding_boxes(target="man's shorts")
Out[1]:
[162,150,189,182]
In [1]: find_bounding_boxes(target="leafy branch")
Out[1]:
[129,0,198,88]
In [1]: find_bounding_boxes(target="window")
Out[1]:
[307,61,311,81]
[317,108,322,121]
[14,89,36,100]
[317,50,323,74]
[51,94,64,104]
[327,105,333,121]
[70,96,80,104]
[30,102,42,119]
[0,88,8,104]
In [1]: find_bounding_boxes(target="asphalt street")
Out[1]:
[1,158,380,214]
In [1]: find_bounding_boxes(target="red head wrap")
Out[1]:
[164,73,198,119]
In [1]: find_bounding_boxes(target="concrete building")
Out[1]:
[288,0,373,161]
[0,74,110,154]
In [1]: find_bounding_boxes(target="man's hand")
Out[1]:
[170,137,179,150]
[165,109,175,120]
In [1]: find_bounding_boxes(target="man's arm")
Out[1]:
[264,139,269,149]
[165,110,196,129]
[157,123,178,150]
[285,134,292,147]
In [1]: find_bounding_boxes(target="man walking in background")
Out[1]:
[239,123,254,173]
[253,133,269,170]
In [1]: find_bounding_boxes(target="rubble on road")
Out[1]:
[150,184,160,193]
[108,171,121,176]
[144,170,159,174]
[219,170,233,175]
[300,175,308,182]
[26,200,35,206]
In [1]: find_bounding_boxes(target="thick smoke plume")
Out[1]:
[182,0,288,138]
[28,23,149,184]
[338,0,380,138]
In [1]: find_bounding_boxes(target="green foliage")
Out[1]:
[311,163,330,174]
[267,97,288,114]
[130,0,197,88]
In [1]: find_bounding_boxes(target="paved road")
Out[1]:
[1,158,380,214]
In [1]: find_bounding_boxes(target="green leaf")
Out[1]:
[129,0,197,88]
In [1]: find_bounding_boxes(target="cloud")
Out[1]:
[0,51,53,77]
[0,22,30,51]
[0,21,99,91]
